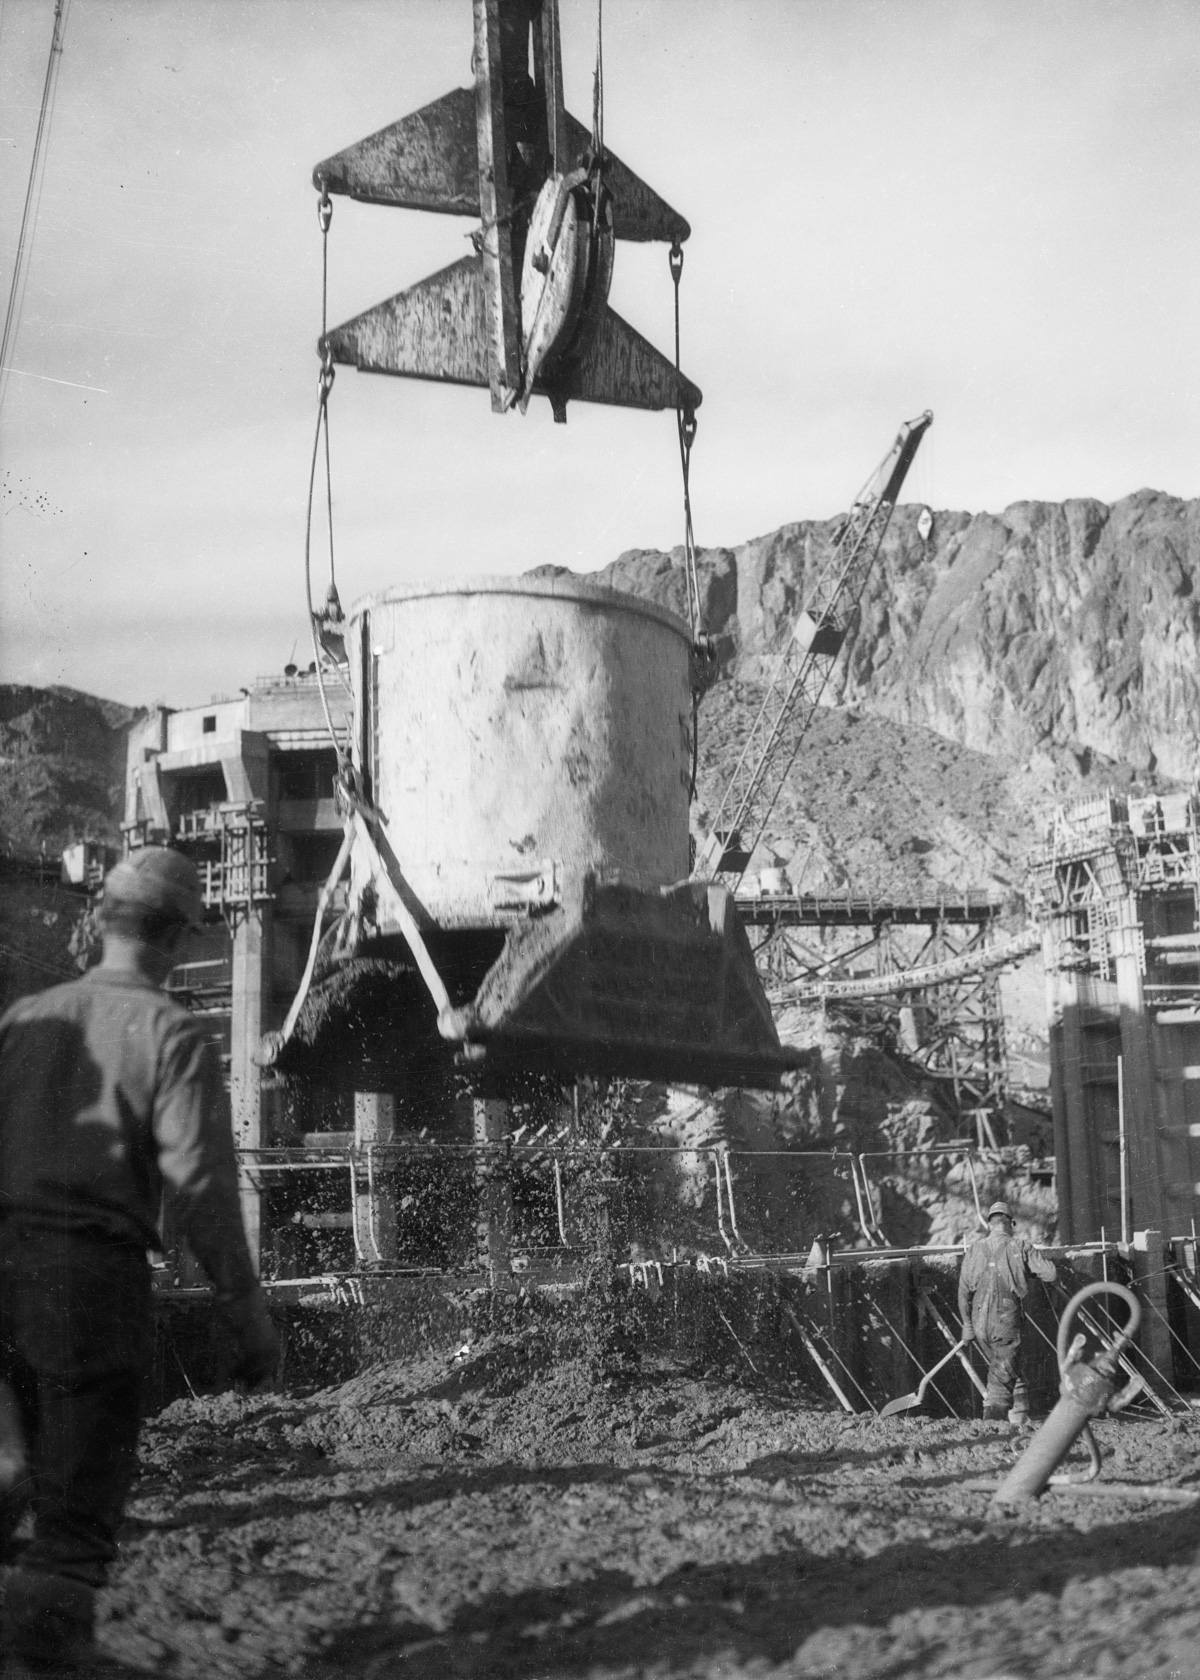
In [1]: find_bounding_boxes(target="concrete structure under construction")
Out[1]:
[122,668,352,1267]
[1032,789,1200,1376]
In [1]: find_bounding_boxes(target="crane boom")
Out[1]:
[693,409,933,886]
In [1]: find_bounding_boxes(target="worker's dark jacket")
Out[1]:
[0,968,259,1590]
[958,1228,1056,1343]
[0,969,256,1302]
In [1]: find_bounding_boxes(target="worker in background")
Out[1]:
[958,1199,1056,1422]
[0,847,281,1671]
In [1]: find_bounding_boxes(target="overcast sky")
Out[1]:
[2,0,1198,708]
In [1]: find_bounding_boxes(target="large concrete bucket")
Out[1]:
[441,873,800,1088]
[345,575,693,926]
[270,574,792,1090]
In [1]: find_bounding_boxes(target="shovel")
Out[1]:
[879,1338,970,1417]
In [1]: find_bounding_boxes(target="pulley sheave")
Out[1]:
[512,165,615,414]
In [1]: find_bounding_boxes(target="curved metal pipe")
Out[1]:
[992,1281,1144,1507]
[1056,1281,1141,1370]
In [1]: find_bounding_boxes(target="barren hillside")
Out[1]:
[589,489,1198,896]
[0,684,136,858]
[600,489,1200,781]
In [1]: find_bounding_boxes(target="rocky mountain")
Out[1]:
[0,686,136,1012]
[0,685,137,859]
[599,488,1200,776]
[584,489,1197,898]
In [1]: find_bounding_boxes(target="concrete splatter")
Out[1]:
[94,1329,1200,1678]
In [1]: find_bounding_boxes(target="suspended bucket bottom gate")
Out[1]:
[267,873,799,1091]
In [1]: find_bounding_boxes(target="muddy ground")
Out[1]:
[89,1324,1200,1680]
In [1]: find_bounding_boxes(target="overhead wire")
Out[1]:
[0,0,69,417]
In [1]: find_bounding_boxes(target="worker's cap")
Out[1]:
[101,848,203,929]
[986,1200,1013,1220]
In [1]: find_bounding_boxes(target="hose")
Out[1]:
[1056,1280,1140,1371]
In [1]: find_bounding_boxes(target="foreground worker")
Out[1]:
[0,848,280,1671]
[958,1199,1056,1421]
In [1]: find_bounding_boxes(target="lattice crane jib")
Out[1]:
[692,409,933,888]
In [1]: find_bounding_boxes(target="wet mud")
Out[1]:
[94,1328,1200,1679]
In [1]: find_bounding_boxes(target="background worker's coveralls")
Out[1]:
[957,1227,1057,1413]
[0,968,264,1608]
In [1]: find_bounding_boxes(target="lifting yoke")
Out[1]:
[312,0,698,421]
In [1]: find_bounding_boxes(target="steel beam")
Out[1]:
[324,253,701,414]
[313,88,690,245]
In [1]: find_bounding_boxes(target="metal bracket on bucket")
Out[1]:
[348,812,455,1029]
[487,860,561,913]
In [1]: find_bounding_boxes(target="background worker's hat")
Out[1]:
[986,1199,1012,1220]
[101,848,204,929]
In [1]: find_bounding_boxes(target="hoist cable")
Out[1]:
[303,186,345,762]
[304,363,343,760]
[670,243,703,640]
[318,190,337,599]
[549,0,558,175]
[669,241,706,803]
[0,0,68,417]
[592,0,604,157]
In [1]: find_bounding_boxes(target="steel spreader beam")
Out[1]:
[313,0,697,418]
[323,254,702,415]
[313,88,690,244]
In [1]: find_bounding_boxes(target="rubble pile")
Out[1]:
[92,1327,1200,1679]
